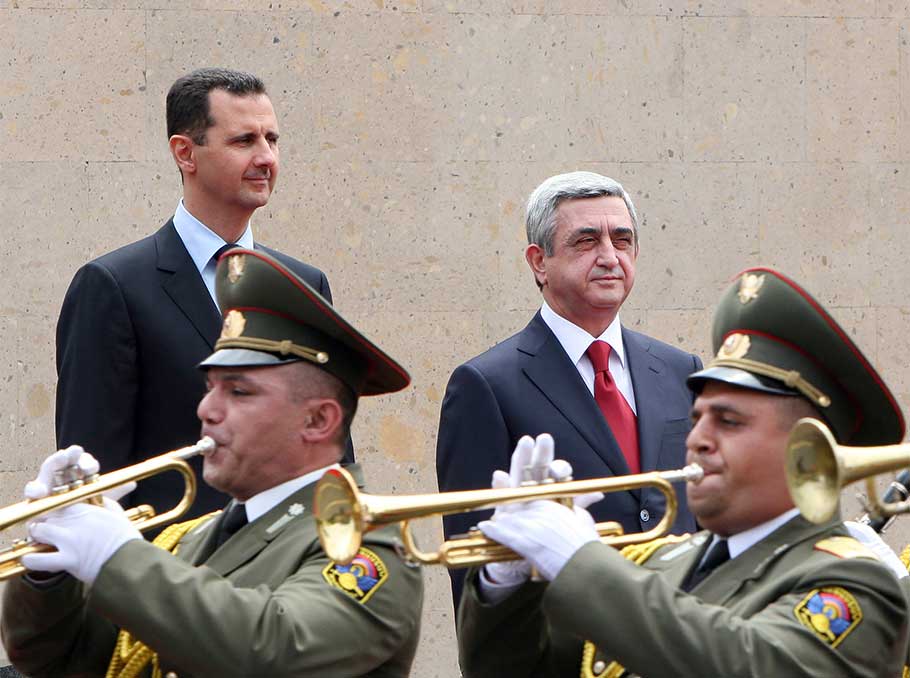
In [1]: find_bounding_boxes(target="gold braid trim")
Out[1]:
[707,358,831,408]
[215,336,329,365]
[580,535,691,678]
[105,512,220,678]
[900,543,910,570]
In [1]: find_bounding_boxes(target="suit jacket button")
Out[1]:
[639,509,650,522]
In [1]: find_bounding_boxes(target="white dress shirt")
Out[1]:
[171,200,255,309]
[235,463,342,524]
[702,507,802,564]
[540,301,637,413]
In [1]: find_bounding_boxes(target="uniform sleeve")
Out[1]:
[1,574,118,677]
[545,542,907,678]
[55,262,138,482]
[88,538,422,678]
[457,568,553,678]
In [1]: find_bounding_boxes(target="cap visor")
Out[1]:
[197,348,301,370]
[687,365,798,396]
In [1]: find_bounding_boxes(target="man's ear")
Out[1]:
[169,135,196,176]
[525,243,547,287]
[300,399,344,444]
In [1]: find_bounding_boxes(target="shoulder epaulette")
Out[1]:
[814,536,879,560]
[619,534,692,565]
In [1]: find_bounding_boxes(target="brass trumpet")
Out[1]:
[315,463,704,567]
[786,417,910,524]
[0,437,215,580]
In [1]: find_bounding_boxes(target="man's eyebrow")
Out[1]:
[226,132,255,143]
[216,372,252,385]
[610,225,635,237]
[564,225,602,241]
[690,403,747,418]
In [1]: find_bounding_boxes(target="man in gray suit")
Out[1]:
[3,249,422,678]
[436,171,701,604]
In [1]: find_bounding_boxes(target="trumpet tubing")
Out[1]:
[786,417,910,525]
[315,463,704,567]
[0,437,215,581]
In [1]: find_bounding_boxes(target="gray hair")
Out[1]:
[525,171,640,256]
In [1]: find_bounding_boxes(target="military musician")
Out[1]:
[457,268,909,678]
[1,249,423,678]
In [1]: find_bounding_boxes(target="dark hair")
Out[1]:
[166,68,267,144]
[289,362,359,449]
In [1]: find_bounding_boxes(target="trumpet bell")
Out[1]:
[786,417,910,524]
[314,468,364,564]
[786,418,842,524]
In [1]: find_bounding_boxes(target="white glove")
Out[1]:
[21,497,142,585]
[480,499,599,581]
[484,434,553,586]
[845,520,909,580]
[483,434,604,586]
[24,445,135,503]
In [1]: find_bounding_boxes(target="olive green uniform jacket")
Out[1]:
[458,515,908,677]
[2,471,423,678]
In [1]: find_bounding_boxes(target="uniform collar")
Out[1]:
[240,463,341,523]
[719,507,801,559]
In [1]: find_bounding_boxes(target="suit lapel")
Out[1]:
[519,313,630,477]
[203,488,315,577]
[156,220,222,349]
[693,516,833,604]
[656,532,712,590]
[623,329,668,473]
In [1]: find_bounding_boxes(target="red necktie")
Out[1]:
[586,340,640,474]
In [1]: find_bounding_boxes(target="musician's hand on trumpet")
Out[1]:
[19,446,141,584]
[481,433,605,587]
[482,434,550,588]
[24,445,136,503]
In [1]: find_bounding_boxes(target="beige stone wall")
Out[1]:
[3,1,910,675]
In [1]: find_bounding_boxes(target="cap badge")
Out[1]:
[221,310,246,339]
[737,273,765,304]
[227,253,246,283]
[717,333,751,360]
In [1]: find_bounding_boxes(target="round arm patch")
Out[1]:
[794,586,862,648]
[323,547,389,604]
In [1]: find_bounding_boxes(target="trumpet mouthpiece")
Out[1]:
[683,463,704,484]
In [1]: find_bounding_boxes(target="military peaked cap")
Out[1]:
[199,249,410,397]
[688,267,904,446]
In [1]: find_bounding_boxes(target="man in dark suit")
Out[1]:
[436,171,701,604]
[55,67,349,523]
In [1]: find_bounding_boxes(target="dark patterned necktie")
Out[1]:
[211,242,239,265]
[214,502,248,548]
[682,539,730,592]
[209,242,238,322]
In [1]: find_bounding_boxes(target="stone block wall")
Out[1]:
[3,2,910,675]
